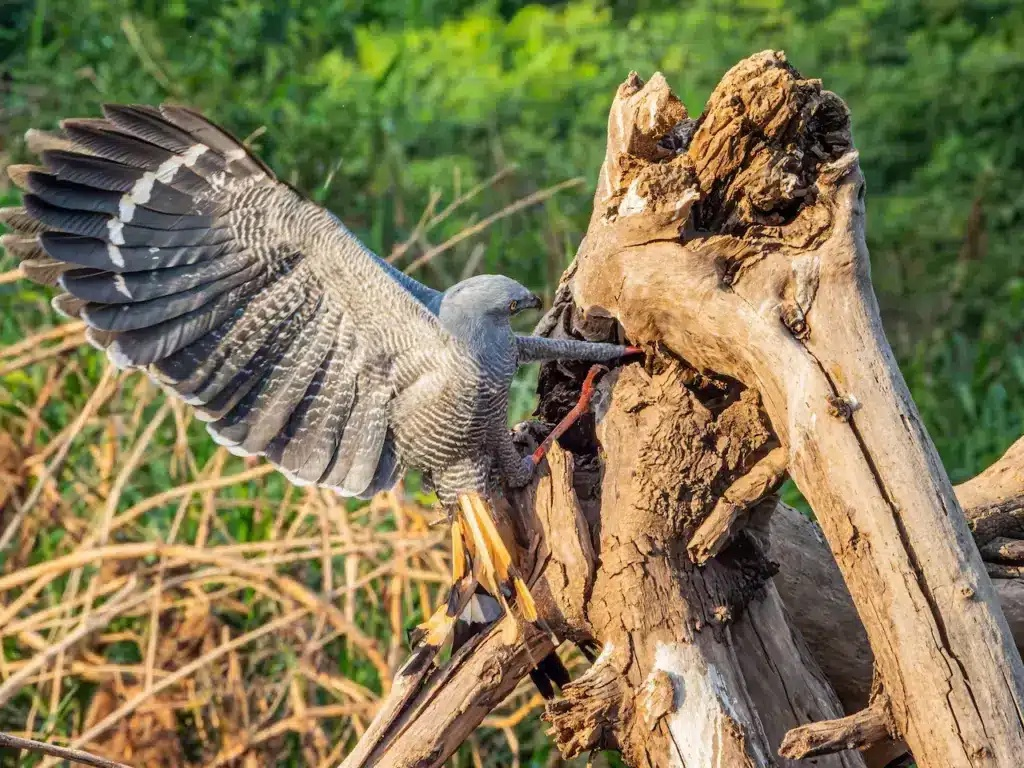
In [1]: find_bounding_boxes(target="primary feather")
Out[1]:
[2,103,629,504]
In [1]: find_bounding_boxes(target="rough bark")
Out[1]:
[335,434,1024,768]
[337,53,1024,768]
[770,435,1024,767]
[568,52,1024,767]
[520,64,874,761]
[772,438,1024,719]
[772,501,1024,768]
[779,703,893,760]
[558,363,859,768]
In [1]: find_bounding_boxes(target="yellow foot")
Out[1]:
[410,600,456,649]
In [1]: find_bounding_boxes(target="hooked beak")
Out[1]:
[527,293,543,310]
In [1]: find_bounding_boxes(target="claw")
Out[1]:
[407,519,477,654]
[404,494,546,681]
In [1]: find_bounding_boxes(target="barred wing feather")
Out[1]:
[1,104,463,499]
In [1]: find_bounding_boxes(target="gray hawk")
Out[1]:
[0,104,635,666]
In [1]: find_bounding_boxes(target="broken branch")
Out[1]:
[779,702,893,760]
[688,445,787,564]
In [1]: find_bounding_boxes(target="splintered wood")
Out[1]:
[334,51,1024,768]
[569,51,1024,768]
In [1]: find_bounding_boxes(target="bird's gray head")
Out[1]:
[440,274,541,318]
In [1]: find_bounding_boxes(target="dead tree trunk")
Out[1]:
[537,363,861,768]
[340,436,1024,768]
[339,52,1024,768]
[567,51,1024,767]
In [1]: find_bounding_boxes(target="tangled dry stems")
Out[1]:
[0,282,575,766]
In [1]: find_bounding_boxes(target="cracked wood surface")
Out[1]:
[337,53,1024,768]
[333,431,1023,768]
[569,51,1024,767]
[581,365,787,768]
[779,701,893,760]
[771,435,1024,767]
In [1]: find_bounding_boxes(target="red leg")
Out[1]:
[531,364,607,466]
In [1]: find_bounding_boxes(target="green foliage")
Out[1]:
[6,0,1021,476]
[1,0,1023,763]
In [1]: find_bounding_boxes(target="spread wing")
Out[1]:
[1,104,467,498]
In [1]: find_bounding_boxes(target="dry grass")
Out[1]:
[0,296,580,768]
[0,147,603,766]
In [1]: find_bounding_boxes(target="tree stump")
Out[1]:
[339,51,1024,768]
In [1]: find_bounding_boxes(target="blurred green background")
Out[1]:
[0,1,1022,764]
[2,0,1023,478]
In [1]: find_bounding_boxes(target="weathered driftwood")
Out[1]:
[779,702,893,761]
[335,434,1024,768]
[568,52,1024,766]
[773,437,1024,719]
[771,435,1024,766]
[544,363,861,768]
[337,54,1024,768]
[689,446,788,565]
[341,416,864,768]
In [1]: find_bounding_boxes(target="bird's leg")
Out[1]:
[526,363,608,471]
[514,334,644,364]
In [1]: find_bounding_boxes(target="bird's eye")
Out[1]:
[509,300,518,312]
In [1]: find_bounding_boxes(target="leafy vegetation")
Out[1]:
[0,0,1021,764]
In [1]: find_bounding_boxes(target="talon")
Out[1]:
[410,602,455,650]
[409,574,480,654]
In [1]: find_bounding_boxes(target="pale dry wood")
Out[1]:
[689,445,787,564]
[340,618,555,768]
[330,426,1024,768]
[337,444,589,768]
[543,642,626,756]
[576,365,863,768]
[731,580,876,767]
[570,52,1024,767]
[336,643,438,768]
[957,436,1024,546]
[779,703,892,760]
[771,434,1024,766]
[518,58,865,768]
[338,426,863,768]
